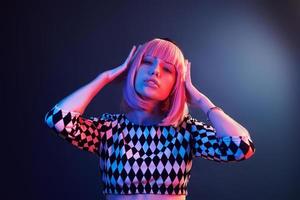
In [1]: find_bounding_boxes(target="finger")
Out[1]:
[130,45,137,56]
[186,61,191,81]
[184,59,188,66]
[130,44,142,60]
[135,44,142,53]
[124,45,136,63]
[130,45,141,57]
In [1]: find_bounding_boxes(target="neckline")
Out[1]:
[122,113,173,128]
[122,113,191,128]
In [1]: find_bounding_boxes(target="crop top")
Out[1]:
[44,105,255,196]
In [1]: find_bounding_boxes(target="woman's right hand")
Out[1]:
[105,45,140,83]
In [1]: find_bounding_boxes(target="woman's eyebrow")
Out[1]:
[162,60,175,70]
[144,56,175,69]
[164,61,174,66]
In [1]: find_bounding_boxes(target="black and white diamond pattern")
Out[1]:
[45,105,255,195]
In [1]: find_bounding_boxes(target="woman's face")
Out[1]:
[135,55,177,102]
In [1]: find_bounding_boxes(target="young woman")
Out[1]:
[45,38,255,200]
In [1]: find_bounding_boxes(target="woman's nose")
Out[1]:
[150,61,161,76]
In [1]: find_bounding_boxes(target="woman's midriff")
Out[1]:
[106,194,186,200]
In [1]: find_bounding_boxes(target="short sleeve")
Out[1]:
[44,104,112,156]
[182,114,255,162]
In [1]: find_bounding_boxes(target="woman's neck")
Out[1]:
[125,109,164,126]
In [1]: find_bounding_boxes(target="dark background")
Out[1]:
[4,0,300,199]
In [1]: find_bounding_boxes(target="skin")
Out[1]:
[125,55,177,126]
[135,55,176,102]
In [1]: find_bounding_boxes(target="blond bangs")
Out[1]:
[144,39,184,68]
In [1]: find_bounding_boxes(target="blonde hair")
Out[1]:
[121,38,189,127]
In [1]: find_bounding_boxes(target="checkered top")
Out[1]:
[45,105,255,195]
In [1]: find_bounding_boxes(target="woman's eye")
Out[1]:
[164,67,171,72]
[143,60,152,64]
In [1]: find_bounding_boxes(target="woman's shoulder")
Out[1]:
[91,113,123,122]
[183,113,204,124]
[89,112,123,122]
[180,113,215,131]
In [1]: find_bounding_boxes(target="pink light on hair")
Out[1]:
[121,38,189,127]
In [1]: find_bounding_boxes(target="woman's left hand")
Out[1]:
[184,59,205,108]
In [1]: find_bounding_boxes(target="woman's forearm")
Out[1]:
[196,94,251,138]
[56,71,110,114]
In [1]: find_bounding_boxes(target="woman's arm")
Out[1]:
[196,93,250,138]
[184,114,255,162]
[184,60,251,138]
[183,60,255,162]
[44,46,138,155]
[56,72,110,114]
[56,45,138,114]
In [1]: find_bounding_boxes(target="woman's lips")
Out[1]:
[144,80,159,88]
